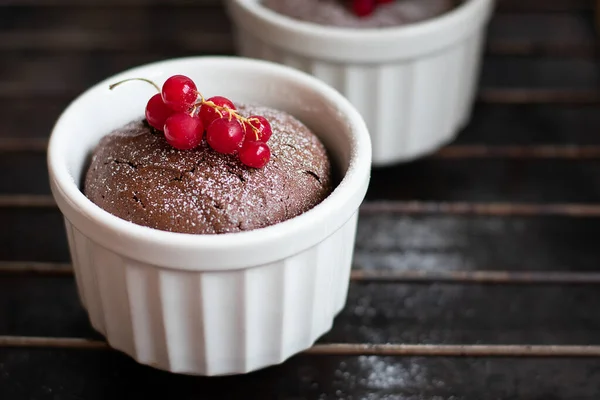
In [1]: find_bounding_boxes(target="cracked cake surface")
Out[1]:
[83,103,333,234]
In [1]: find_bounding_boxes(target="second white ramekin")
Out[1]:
[227,0,495,165]
[47,56,371,375]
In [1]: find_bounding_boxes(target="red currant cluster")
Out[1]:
[109,75,272,169]
[352,0,394,17]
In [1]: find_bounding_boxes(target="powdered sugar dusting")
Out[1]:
[83,102,333,234]
[356,356,447,396]
[261,0,460,29]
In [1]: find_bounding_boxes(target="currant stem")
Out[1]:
[193,93,260,140]
[109,77,161,93]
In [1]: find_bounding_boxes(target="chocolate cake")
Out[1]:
[261,0,460,29]
[84,103,333,235]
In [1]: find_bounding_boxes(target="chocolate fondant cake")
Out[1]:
[84,103,333,235]
[261,0,459,29]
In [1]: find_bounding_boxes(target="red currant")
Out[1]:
[353,0,376,16]
[161,75,198,112]
[199,96,236,128]
[145,93,173,131]
[243,115,272,142]
[206,117,245,154]
[239,141,271,169]
[163,113,204,150]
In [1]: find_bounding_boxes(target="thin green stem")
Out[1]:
[109,77,160,93]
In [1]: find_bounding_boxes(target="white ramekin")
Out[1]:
[226,0,495,165]
[47,56,371,375]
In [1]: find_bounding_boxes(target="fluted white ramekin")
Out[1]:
[47,56,371,375]
[227,0,494,165]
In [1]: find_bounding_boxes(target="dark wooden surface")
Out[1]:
[3,0,600,399]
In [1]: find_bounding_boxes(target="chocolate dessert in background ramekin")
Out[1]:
[262,0,458,28]
[227,0,495,165]
[84,103,333,235]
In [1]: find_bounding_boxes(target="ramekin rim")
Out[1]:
[232,0,491,39]
[47,56,372,252]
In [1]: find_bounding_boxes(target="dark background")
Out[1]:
[2,0,600,398]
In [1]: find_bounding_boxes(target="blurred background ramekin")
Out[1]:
[227,0,495,165]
